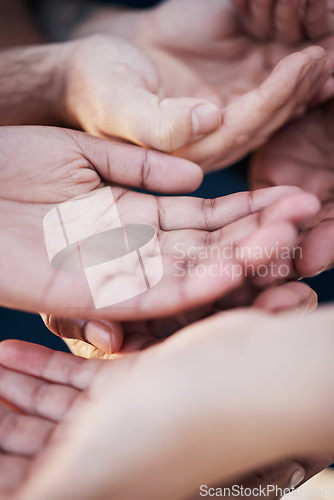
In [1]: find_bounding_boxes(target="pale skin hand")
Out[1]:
[1,306,334,499]
[0,282,320,494]
[251,98,334,277]
[64,0,334,171]
[39,283,322,498]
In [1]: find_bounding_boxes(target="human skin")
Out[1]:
[39,283,324,499]
[1,306,334,499]
[1,125,320,330]
[60,0,334,171]
[0,2,334,171]
[251,98,334,278]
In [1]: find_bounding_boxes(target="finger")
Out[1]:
[253,282,318,313]
[154,186,303,231]
[178,47,333,171]
[44,193,319,358]
[0,340,99,391]
[75,131,203,194]
[249,0,275,38]
[41,315,124,355]
[74,192,319,320]
[231,0,275,39]
[0,362,80,422]
[97,88,222,153]
[36,189,318,321]
[298,208,334,276]
[128,220,298,319]
[0,402,54,456]
[0,453,30,492]
[231,0,249,16]
[304,0,333,40]
[274,0,304,45]
[159,192,320,254]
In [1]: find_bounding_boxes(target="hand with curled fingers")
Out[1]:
[1,304,334,499]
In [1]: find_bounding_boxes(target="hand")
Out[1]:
[0,282,319,494]
[44,280,318,356]
[1,126,319,323]
[251,98,334,277]
[67,0,334,171]
[1,306,334,499]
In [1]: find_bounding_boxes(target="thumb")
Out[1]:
[74,130,203,193]
[93,83,222,153]
[120,92,223,153]
[41,315,124,356]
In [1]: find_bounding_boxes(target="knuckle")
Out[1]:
[201,198,217,230]
[153,122,175,153]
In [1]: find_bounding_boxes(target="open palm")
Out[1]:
[251,99,334,277]
[1,126,319,322]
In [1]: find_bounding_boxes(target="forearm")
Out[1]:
[0,43,70,126]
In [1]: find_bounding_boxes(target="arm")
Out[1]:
[0,44,68,125]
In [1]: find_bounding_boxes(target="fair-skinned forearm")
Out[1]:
[0,1,68,126]
[0,43,70,126]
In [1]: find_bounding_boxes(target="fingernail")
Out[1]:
[84,320,112,354]
[192,104,221,136]
[288,468,305,491]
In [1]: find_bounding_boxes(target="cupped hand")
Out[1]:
[68,0,334,171]
[251,98,334,277]
[0,126,319,322]
[1,305,334,499]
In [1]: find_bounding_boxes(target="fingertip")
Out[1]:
[164,156,204,193]
[0,340,46,372]
[84,320,124,354]
[0,339,24,361]
[262,192,321,226]
[251,186,302,211]
[191,102,222,137]
[253,282,318,314]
